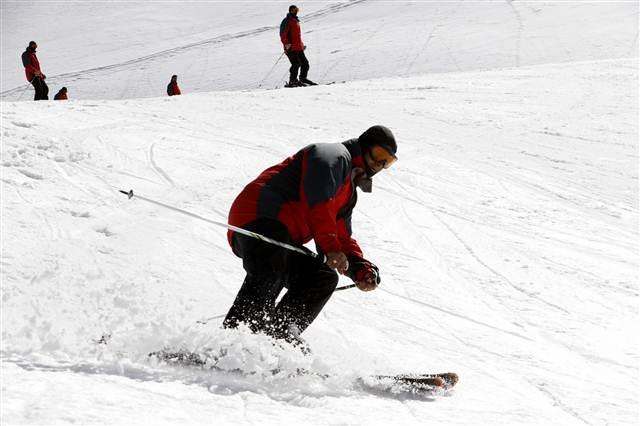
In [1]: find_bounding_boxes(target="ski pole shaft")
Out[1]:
[17,81,31,101]
[197,283,357,325]
[119,189,313,257]
[335,284,356,291]
[258,52,286,88]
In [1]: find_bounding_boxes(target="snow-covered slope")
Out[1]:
[1,1,637,100]
[2,58,638,424]
[1,2,639,425]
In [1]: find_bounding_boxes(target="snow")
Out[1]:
[1,1,637,99]
[1,1,638,425]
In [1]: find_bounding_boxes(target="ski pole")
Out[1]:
[196,283,356,326]
[120,189,310,257]
[16,82,32,101]
[118,189,356,291]
[257,52,285,88]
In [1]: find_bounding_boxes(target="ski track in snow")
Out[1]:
[148,142,175,187]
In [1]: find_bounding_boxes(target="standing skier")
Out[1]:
[223,125,398,348]
[280,5,315,87]
[167,75,181,96]
[21,41,48,101]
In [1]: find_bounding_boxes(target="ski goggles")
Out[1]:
[369,145,398,169]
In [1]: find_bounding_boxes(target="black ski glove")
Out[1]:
[346,255,381,286]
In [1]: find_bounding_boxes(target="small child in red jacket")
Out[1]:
[167,75,181,96]
[54,87,68,100]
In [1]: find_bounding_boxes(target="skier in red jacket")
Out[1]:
[280,5,315,87]
[223,125,398,349]
[167,75,181,96]
[21,41,49,100]
[54,87,68,100]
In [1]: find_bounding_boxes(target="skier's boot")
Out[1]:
[300,78,317,86]
[285,79,301,88]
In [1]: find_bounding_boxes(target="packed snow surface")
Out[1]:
[1,1,638,425]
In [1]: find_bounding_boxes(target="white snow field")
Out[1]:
[1,1,638,425]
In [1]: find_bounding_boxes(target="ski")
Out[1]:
[283,80,340,88]
[370,372,458,390]
[148,349,458,395]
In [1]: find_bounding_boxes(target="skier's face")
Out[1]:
[291,7,299,15]
[364,145,397,176]
[29,42,37,51]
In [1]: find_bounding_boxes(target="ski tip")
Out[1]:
[440,372,459,388]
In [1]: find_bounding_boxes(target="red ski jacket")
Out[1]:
[280,14,304,52]
[21,49,42,82]
[228,139,366,258]
[167,81,181,96]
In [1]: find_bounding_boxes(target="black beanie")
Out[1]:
[358,125,397,154]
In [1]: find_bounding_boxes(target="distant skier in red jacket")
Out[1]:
[280,5,315,87]
[21,41,49,100]
[167,75,181,96]
[54,87,68,100]
[223,125,398,349]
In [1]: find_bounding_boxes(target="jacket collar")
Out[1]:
[342,139,373,192]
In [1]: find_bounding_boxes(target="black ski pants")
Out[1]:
[31,77,49,101]
[223,218,338,338]
[285,50,310,82]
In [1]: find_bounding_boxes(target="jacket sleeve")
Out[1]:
[337,212,363,257]
[302,146,351,254]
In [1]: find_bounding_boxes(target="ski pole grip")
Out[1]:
[119,189,134,199]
